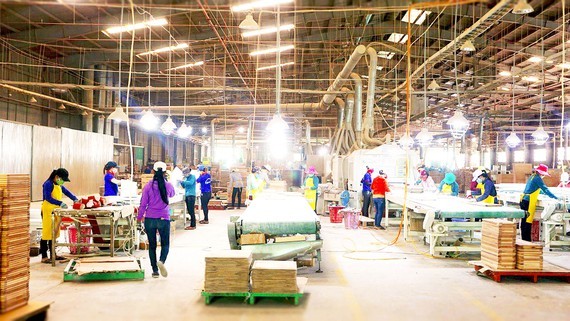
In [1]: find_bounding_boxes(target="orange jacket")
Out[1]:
[371,176,390,196]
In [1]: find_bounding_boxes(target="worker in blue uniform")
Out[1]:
[360,167,373,217]
[103,161,121,196]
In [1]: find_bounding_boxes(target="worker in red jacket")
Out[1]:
[371,170,390,230]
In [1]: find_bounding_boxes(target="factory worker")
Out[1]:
[470,169,484,196]
[360,167,373,217]
[303,166,320,212]
[229,168,244,210]
[259,165,272,190]
[557,172,570,188]
[438,172,459,196]
[520,164,560,242]
[103,161,121,196]
[196,165,212,224]
[417,170,437,192]
[40,168,79,264]
[371,170,390,229]
[246,167,260,202]
[475,171,498,204]
[180,166,197,230]
[137,162,175,278]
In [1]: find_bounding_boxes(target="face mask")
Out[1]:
[56,178,64,185]
[308,174,314,177]
[477,178,483,184]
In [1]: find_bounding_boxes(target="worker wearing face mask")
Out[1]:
[103,161,121,196]
[303,166,320,212]
[438,172,459,196]
[475,171,498,204]
[40,168,79,264]
[519,164,560,241]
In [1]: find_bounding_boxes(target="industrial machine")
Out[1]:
[227,192,323,272]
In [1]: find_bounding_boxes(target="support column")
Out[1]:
[82,66,95,132]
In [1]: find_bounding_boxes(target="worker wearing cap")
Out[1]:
[475,171,498,204]
[196,165,212,224]
[180,166,197,230]
[417,170,437,192]
[520,164,560,241]
[558,172,570,188]
[470,169,485,196]
[360,167,373,217]
[438,172,459,196]
[246,167,260,202]
[303,166,320,212]
[229,168,244,209]
[40,168,79,264]
[103,161,121,196]
[259,165,271,190]
[371,170,390,229]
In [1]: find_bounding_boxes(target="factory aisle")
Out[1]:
[29,209,570,321]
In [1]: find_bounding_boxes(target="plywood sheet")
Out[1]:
[31,126,61,201]
[0,121,32,175]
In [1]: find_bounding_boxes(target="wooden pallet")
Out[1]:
[0,301,50,321]
[470,260,570,283]
[201,291,249,305]
[359,216,374,227]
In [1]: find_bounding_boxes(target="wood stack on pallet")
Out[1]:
[204,250,252,293]
[251,260,298,294]
[515,240,543,270]
[0,174,31,313]
[481,219,516,270]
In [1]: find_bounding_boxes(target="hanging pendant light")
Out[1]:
[58,103,66,110]
[160,116,177,135]
[460,39,476,52]
[29,96,37,103]
[427,79,440,90]
[266,112,289,132]
[140,109,159,130]
[177,122,191,138]
[81,110,88,116]
[108,102,129,123]
[447,110,469,139]
[239,13,259,30]
[399,132,414,149]
[415,128,434,146]
[531,125,549,145]
[505,132,522,148]
[512,0,534,15]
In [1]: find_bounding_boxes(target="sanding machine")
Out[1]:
[227,192,323,272]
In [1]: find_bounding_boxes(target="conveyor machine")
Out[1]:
[228,192,323,272]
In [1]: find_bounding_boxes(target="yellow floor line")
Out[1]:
[454,287,505,321]
[331,254,365,321]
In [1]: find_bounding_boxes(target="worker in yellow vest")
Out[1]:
[475,171,498,204]
[303,166,320,212]
[438,172,459,196]
[246,167,261,203]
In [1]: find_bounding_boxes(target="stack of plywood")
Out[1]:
[0,174,31,313]
[204,250,252,293]
[140,174,154,189]
[251,260,298,294]
[515,239,543,270]
[481,219,516,270]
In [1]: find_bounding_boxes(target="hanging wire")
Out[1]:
[511,54,516,131]
[539,36,544,126]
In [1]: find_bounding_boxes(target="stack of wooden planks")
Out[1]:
[481,219,516,270]
[204,250,252,293]
[515,239,543,270]
[0,174,31,313]
[251,260,298,294]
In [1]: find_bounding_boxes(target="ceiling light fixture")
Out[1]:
[29,96,37,103]
[447,111,470,139]
[238,127,245,133]
[558,62,570,69]
[238,13,259,30]
[177,123,191,139]
[202,126,208,134]
[499,70,512,77]
[505,132,521,148]
[256,61,294,71]
[460,39,476,52]
[81,110,89,116]
[160,116,177,135]
[387,33,408,44]
[528,56,543,63]
[250,44,294,56]
[242,24,294,37]
[231,0,294,12]
[166,61,204,71]
[531,125,549,145]
[377,51,395,60]
[137,43,188,57]
[427,79,440,90]
[512,0,534,15]
[522,75,539,82]
[108,102,129,123]
[140,109,159,131]
[401,9,431,25]
[415,128,433,146]
[399,132,414,150]
[104,18,167,35]
[58,103,66,110]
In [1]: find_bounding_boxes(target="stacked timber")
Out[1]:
[204,250,252,293]
[0,174,31,313]
[481,219,516,270]
[515,240,543,270]
[251,260,298,294]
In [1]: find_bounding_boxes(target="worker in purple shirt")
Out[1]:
[137,161,175,278]
[196,165,212,224]
[361,167,373,217]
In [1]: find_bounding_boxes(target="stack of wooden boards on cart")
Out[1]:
[204,250,301,293]
[0,174,31,313]
[481,219,543,271]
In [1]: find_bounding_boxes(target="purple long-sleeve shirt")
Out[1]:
[137,180,175,220]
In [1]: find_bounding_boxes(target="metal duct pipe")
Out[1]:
[305,120,313,155]
[343,89,354,128]
[107,103,320,112]
[365,47,377,132]
[350,72,363,149]
[211,119,217,162]
[83,66,94,132]
[246,119,253,167]
[335,97,345,128]
[0,84,99,114]
[321,45,367,106]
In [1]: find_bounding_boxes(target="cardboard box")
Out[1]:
[240,233,266,245]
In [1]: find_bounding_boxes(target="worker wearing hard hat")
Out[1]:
[520,164,560,241]
[103,161,121,196]
[40,168,79,263]
[303,166,320,212]
[475,171,498,204]
[438,172,459,196]
[557,172,570,188]
[360,167,373,217]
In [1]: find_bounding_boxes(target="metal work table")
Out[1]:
[51,206,135,266]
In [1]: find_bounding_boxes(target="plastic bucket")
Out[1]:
[329,206,344,223]
[67,225,92,254]
[342,209,360,229]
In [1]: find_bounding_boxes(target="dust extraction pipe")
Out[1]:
[321,45,367,107]
[349,72,363,149]
[305,120,313,155]
[362,46,390,146]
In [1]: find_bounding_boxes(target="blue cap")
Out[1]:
[198,165,205,171]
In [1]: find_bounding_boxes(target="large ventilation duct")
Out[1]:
[305,120,313,155]
[349,72,363,149]
[321,45,367,107]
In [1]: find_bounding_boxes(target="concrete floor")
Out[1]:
[29,209,570,321]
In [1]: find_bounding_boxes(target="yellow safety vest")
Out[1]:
[441,184,452,195]
[41,184,63,240]
[526,189,541,223]
[304,176,317,210]
[479,182,497,204]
